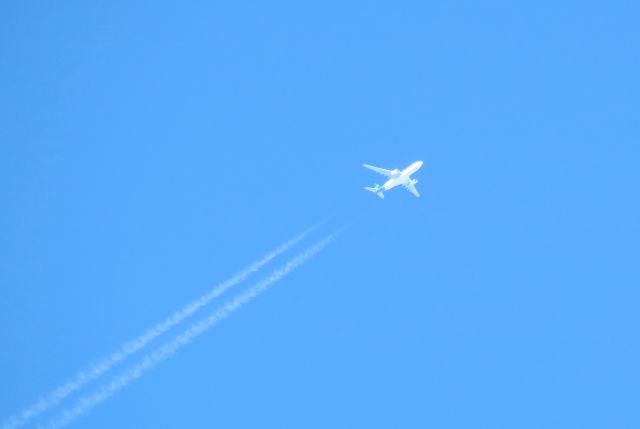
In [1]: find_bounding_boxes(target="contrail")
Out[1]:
[2,224,320,429]
[38,229,343,429]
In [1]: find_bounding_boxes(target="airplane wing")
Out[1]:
[363,164,395,178]
[403,182,420,198]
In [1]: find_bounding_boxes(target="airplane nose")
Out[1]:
[416,160,424,167]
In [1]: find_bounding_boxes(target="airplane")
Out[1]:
[363,160,424,199]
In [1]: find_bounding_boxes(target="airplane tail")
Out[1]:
[365,185,385,199]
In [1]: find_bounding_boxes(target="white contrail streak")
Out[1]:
[2,225,319,429]
[39,229,342,429]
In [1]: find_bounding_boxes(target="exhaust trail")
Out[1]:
[2,224,320,429]
[39,229,343,429]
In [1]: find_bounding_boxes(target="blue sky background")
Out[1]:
[1,1,639,428]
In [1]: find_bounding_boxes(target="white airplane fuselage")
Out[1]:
[381,160,423,191]
[363,160,424,198]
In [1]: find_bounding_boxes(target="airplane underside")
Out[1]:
[363,161,423,199]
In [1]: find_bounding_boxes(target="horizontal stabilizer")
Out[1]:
[364,186,385,199]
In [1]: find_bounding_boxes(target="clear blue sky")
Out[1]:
[1,1,638,428]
